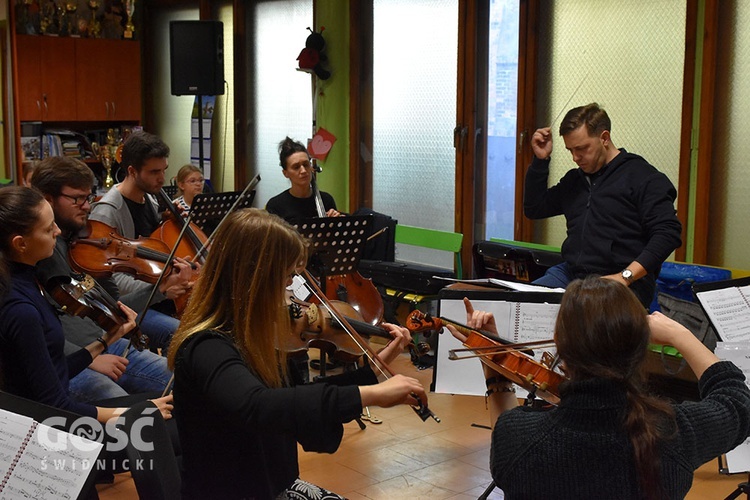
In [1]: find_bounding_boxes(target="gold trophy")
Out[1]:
[124,0,135,39]
[88,0,100,38]
[93,129,118,189]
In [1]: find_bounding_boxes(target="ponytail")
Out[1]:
[623,379,676,500]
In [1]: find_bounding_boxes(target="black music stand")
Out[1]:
[190,190,256,236]
[291,214,373,291]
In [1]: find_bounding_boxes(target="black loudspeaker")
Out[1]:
[170,21,225,96]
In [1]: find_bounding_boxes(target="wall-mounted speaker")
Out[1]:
[170,21,225,96]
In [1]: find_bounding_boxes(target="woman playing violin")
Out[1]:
[449,277,750,500]
[168,208,424,500]
[0,187,173,424]
[265,136,341,221]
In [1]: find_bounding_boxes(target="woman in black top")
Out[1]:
[265,136,340,222]
[0,186,173,423]
[168,208,425,499]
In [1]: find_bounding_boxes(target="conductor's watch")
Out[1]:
[621,269,634,283]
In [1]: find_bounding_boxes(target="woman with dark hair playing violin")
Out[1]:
[168,208,425,500]
[448,277,750,499]
[0,186,173,424]
[265,136,341,221]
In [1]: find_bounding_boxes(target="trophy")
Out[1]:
[65,1,77,36]
[93,129,119,189]
[123,0,135,39]
[87,0,100,38]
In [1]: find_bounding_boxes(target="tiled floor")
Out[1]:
[98,352,747,499]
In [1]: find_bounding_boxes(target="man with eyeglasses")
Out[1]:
[31,156,174,401]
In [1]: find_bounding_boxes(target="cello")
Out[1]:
[308,161,385,326]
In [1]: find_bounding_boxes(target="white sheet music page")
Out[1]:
[715,342,750,473]
[695,287,750,342]
[0,409,35,481]
[1,422,102,500]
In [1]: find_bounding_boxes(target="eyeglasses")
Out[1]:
[59,193,96,206]
[186,178,205,185]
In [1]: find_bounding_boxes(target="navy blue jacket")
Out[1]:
[525,149,681,281]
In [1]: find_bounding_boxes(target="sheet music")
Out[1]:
[715,342,750,473]
[515,303,560,349]
[0,410,35,480]
[0,417,102,500]
[695,287,750,342]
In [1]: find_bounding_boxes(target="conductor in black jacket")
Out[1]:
[524,103,682,307]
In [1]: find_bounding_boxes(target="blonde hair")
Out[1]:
[175,164,202,196]
[168,209,307,387]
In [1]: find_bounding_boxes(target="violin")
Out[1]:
[288,299,398,363]
[46,273,149,350]
[405,310,565,405]
[301,270,440,422]
[68,220,191,283]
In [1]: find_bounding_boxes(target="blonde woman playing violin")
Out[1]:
[168,209,424,500]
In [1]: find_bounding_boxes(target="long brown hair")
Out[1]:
[167,209,306,388]
[555,277,675,499]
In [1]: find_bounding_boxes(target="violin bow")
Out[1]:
[300,270,440,423]
[126,213,193,360]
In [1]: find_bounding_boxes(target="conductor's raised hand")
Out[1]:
[531,127,553,160]
[359,374,427,409]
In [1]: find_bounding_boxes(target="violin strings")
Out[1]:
[297,272,390,380]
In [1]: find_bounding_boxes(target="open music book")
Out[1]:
[0,409,103,499]
[694,282,750,342]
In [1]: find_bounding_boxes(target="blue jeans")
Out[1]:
[140,309,180,352]
[532,262,575,289]
[69,338,172,403]
[534,261,655,308]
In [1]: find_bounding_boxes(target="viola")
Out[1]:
[151,190,209,314]
[405,310,564,405]
[46,273,149,350]
[69,220,187,284]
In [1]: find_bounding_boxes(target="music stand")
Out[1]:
[292,214,373,285]
[292,214,373,381]
[190,190,256,236]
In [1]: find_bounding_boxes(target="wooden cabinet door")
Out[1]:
[113,41,142,121]
[15,35,43,121]
[40,37,77,121]
[75,38,113,121]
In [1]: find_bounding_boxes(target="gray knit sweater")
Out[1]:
[491,361,750,499]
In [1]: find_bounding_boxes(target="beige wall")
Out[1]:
[533,0,686,258]
[708,0,750,269]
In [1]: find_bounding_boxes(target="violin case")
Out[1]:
[358,259,455,296]
[473,240,564,283]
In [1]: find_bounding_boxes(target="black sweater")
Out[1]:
[491,361,750,499]
[0,262,96,418]
[524,150,682,278]
[173,330,376,499]
[265,189,337,223]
